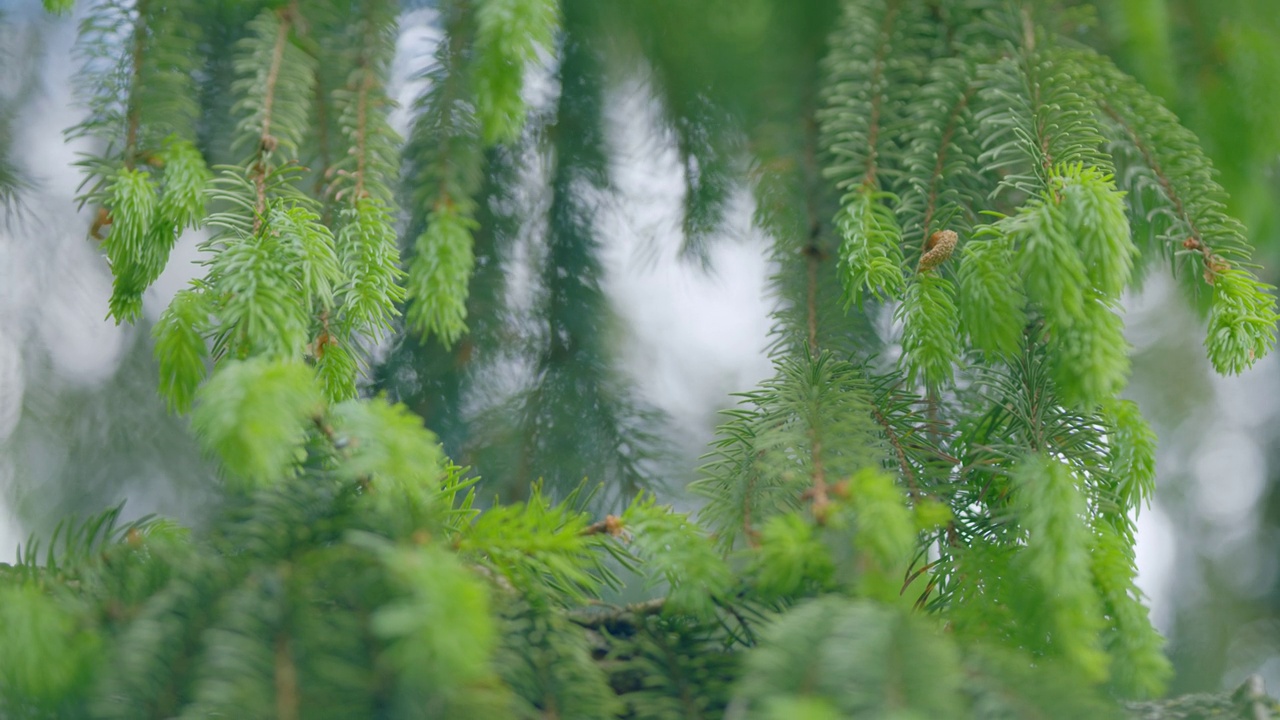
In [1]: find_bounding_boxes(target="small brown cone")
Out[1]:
[919,230,958,272]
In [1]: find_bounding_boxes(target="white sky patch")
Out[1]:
[1,4,129,554]
[597,73,773,451]
[1195,434,1267,525]
[6,7,124,389]
[145,227,211,319]
[1135,504,1177,633]
[387,8,440,139]
[1123,273,1280,646]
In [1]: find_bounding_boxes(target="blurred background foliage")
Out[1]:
[1,0,1279,696]
[1096,0,1280,694]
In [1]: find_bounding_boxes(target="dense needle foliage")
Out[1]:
[1,0,1278,717]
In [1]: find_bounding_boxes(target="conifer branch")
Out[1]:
[122,0,149,168]
[870,404,919,495]
[353,66,372,202]
[21,2,1280,714]
[402,1,483,346]
[802,101,822,354]
[1098,101,1223,280]
[861,0,900,189]
[806,424,831,522]
[918,87,974,246]
[311,81,333,215]
[252,8,293,232]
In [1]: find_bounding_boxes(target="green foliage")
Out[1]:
[367,540,507,715]
[693,351,886,550]
[1206,268,1280,375]
[734,597,963,718]
[400,0,484,347]
[1101,398,1158,512]
[898,271,962,390]
[472,0,561,145]
[1091,519,1173,698]
[231,8,317,160]
[980,164,1135,407]
[191,358,323,489]
[1081,49,1279,374]
[328,396,453,536]
[620,494,733,617]
[834,187,906,307]
[752,513,836,599]
[957,226,1026,357]
[335,198,404,339]
[838,467,917,600]
[405,198,478,345]
[1009,454,1110,682]
[152,288,212,413]
[497,603,621,719]
[458,484,613,604]
[13,0,1280,716]
[979,49,1112,198]
[895,56,983,261]
[0,584,100,709]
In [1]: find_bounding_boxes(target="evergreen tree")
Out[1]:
[2,0,1278,717]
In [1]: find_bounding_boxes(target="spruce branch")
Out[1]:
[15,2,1280,715]
[122,0,149,167]
[1078,51,1279,375]
[471,0,560,145]
[978,44,1111,200]
[402,1,484,346]
[250,7,294,232]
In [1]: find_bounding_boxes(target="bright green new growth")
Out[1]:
[151,288,211,413]
[368,542,499,708]
[330,397,446,492]
[6,0,1278,717]
[405,198,479,345]
[0,584,100,704]
[957,227,1026,357]
[472,0,561,145]
[1207,268,1280,375]
[1011,454,1110,683]
[898,271,962,390]
[835,188,906,307]
[620,495,733,617]
[1080,50,1280,376]
[190,359,323,488]
[963,164,1136,407]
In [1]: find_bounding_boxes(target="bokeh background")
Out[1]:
[2,0,1279,695]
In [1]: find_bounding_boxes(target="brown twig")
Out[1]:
[251,6,294,234]
[1098,100,1229,284]
[123,0,150,169]
[916,83,975,263]
[581,515,624,537]
[870,405,920,497]
[861,1,902,189]
[274,627,299,720]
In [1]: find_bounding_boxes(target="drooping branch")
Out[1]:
[122,0,149,168]
[860,0,900,189]
[918,86,974,244]
[1099,101,1228,283]
[251,7,293,233]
